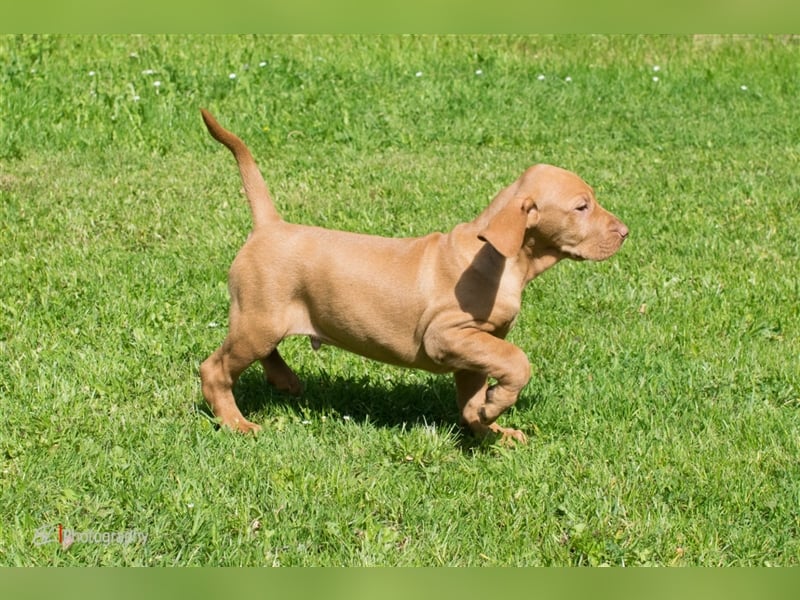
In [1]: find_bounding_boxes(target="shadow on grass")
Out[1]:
[195,367,523,451]
[195,366,540,452]
[233,368,460,430]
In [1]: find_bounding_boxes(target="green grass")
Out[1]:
[1,34,799,566]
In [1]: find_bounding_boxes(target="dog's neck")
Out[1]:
[519,243,564,284]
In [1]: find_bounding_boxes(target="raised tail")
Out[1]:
[200,109,280,228]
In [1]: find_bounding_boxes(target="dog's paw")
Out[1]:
[220,417,262,435]
[489,423,528,445]
[266,373,304,397]
[238,420,262,435]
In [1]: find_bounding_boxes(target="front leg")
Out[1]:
[454,371,528,444]
[429,329,531,442]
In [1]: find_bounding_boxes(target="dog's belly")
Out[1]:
[288,321,452,375]
[284,304,451,374]
[322,335,453,374]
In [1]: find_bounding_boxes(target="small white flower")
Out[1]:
[133,95,140,102]
[475,69,483,75]
[187,503,195,509]
[229,73,236,80]
[343,415,351,421]
[653,65,661,72]
[740,85,748,91]
[259,61,267,67]
[537,74,545,81]
[301,420,311,425]
[153,80,161,88]
[415,71,423,77]
[565,76,572,82]
[129,52,139,58]
[88,70,96,77]
[142,69,155,75]
[652,76,659,82]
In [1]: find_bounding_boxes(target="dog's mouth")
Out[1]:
[564,249,587,261]
[562,239,625,262]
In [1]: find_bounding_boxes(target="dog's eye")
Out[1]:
[575,203,589,212]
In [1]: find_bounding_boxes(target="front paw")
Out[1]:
[488,423,528,445]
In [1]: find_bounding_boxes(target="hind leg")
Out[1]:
[200,318,278,433]
[261,349,303,396]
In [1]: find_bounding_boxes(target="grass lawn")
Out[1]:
[1,34,799,566]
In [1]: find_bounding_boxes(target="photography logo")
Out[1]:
[33,523,147,548]
[32,523,58,547]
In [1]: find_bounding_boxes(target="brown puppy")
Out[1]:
[199,109,628,443]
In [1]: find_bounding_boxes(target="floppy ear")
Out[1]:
[478,196,538,258]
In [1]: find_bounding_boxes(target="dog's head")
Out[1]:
[478,164,628,261]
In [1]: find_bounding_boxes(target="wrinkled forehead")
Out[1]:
[534,165,594,199]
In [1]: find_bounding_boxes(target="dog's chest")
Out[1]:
[487,293,521,336]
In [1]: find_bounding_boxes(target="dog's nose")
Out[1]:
[616,222,629,240]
